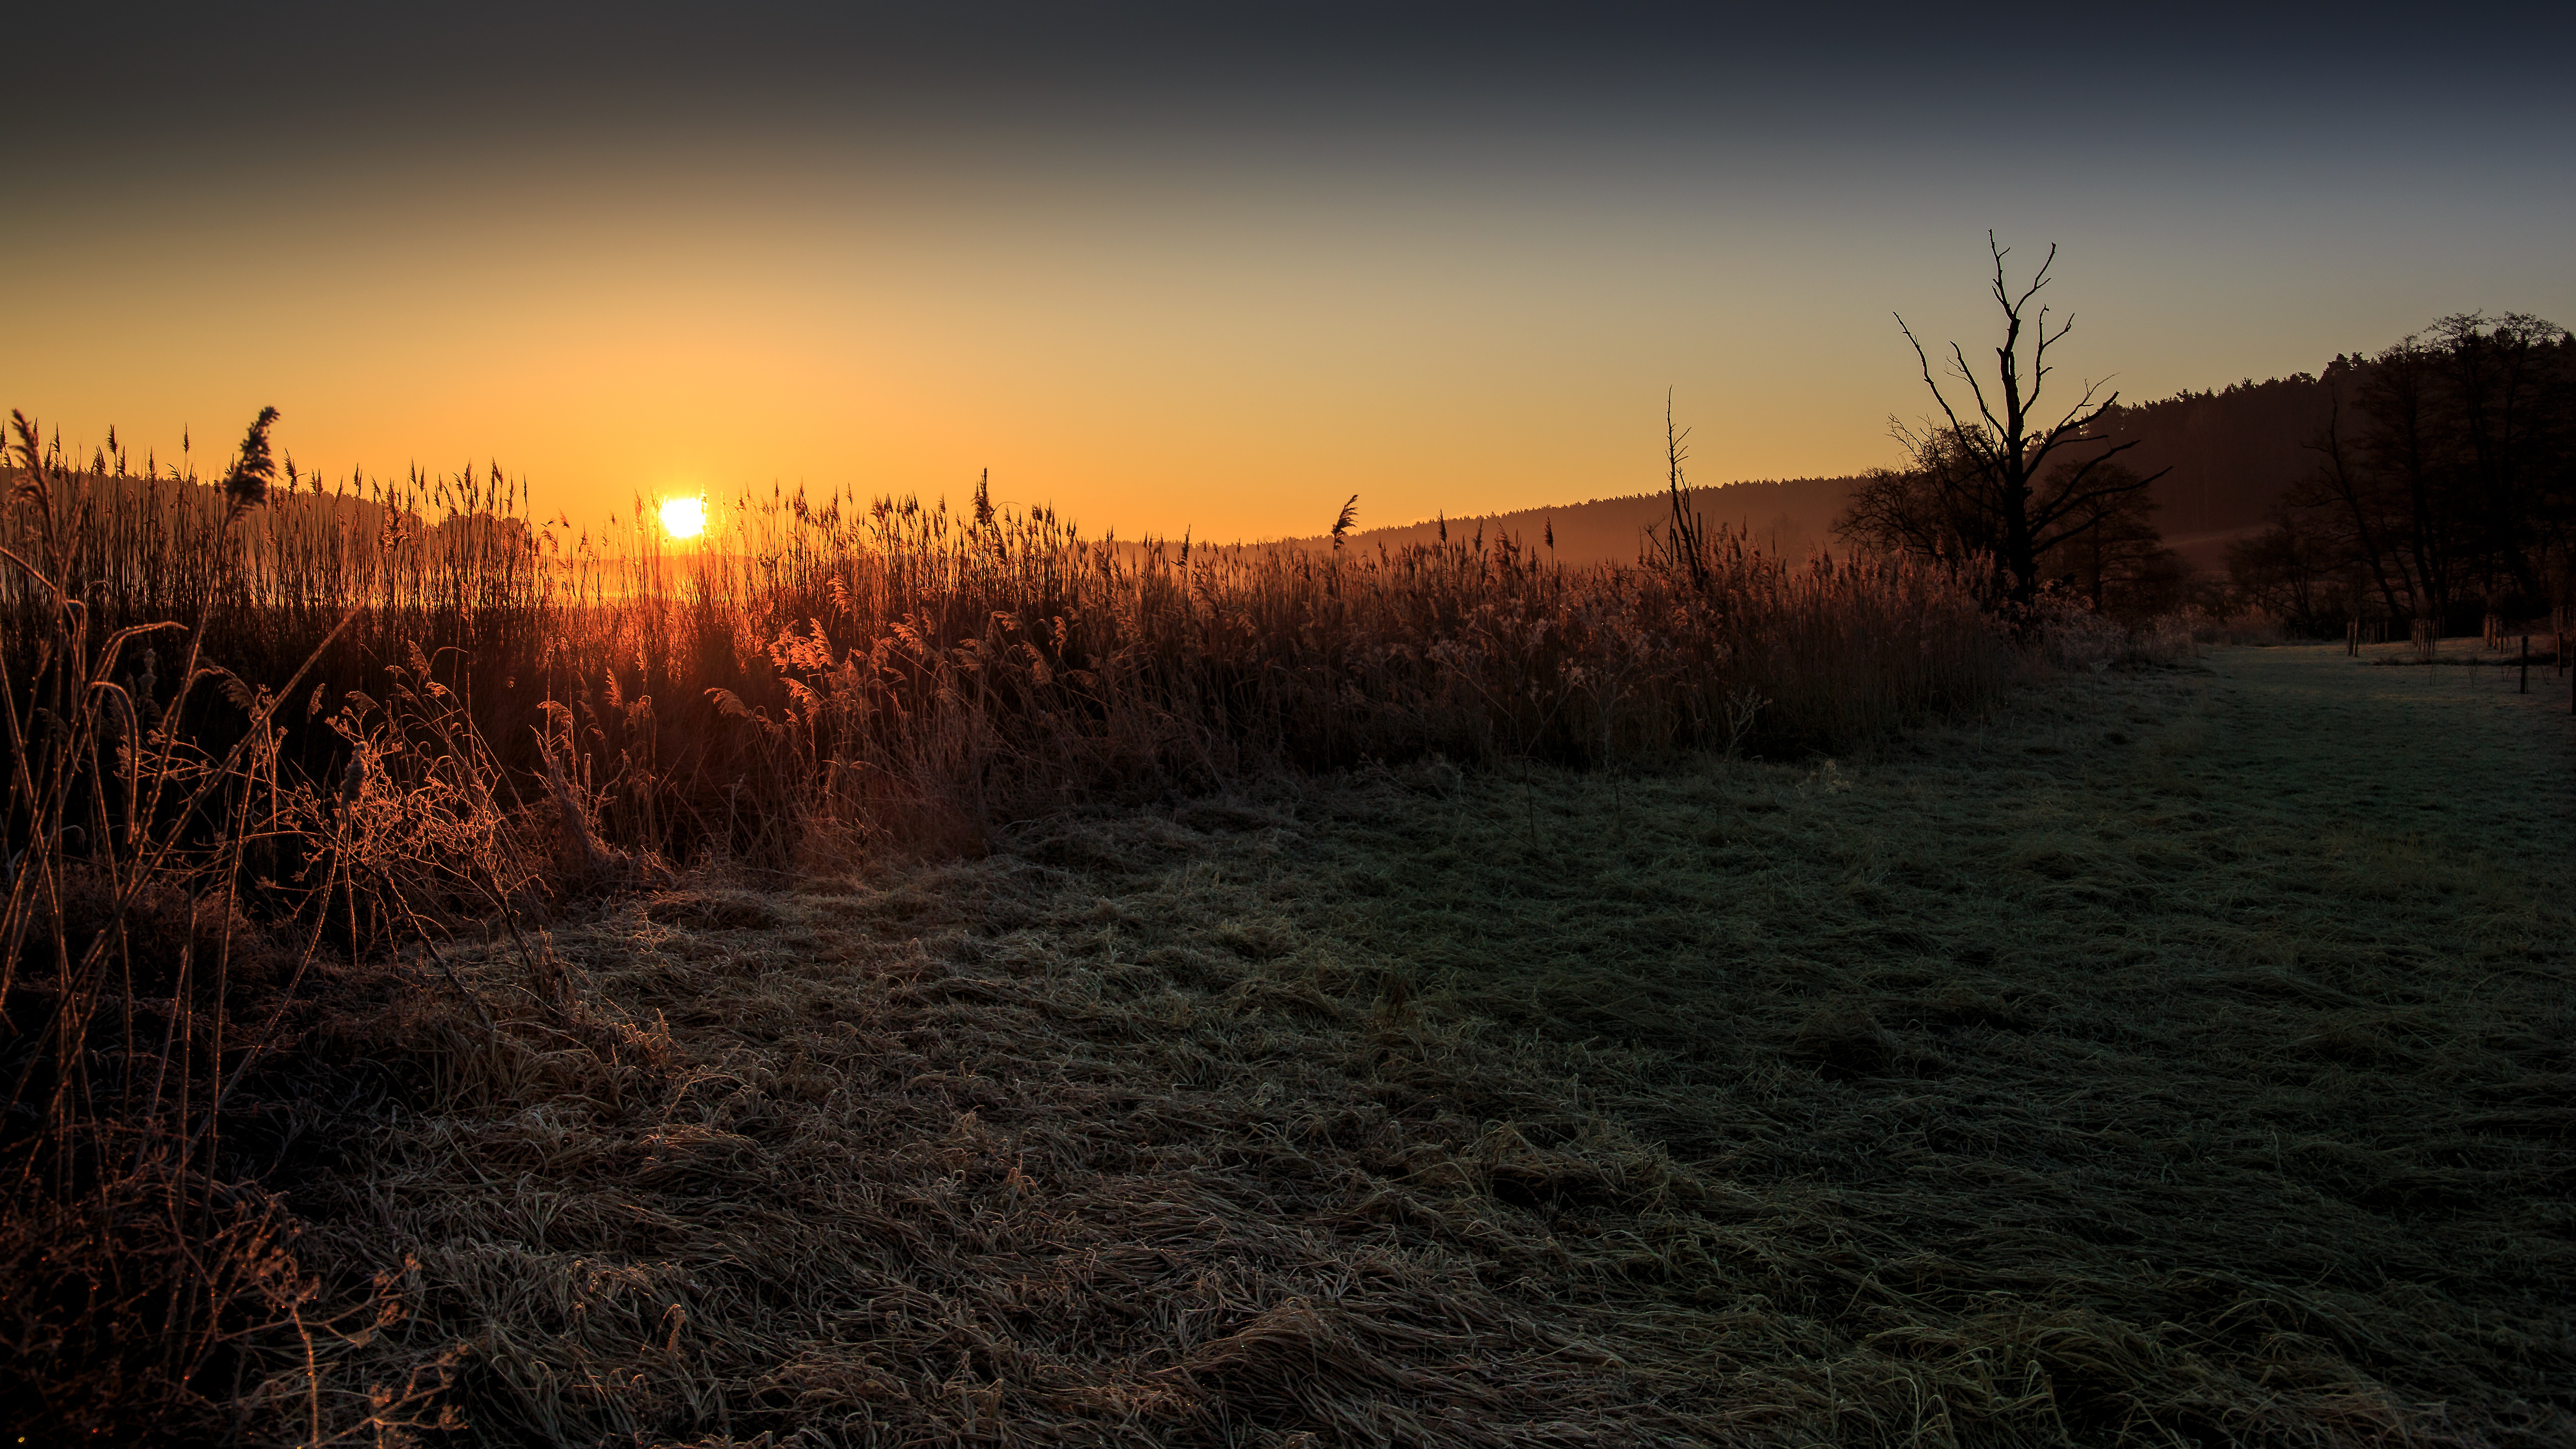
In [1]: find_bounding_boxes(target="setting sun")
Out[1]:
[660,495,707,540]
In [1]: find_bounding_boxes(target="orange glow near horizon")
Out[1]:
[0,167,1953,545]
[660,495,708,540]
[8,131,2559,545]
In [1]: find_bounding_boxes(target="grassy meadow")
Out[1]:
[295,645,2574,1447]
[4,415,2571,1445]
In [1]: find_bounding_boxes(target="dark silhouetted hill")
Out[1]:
[2087,370,2343,574]
[1281,476,1862,566]
[1248,350,2444,578]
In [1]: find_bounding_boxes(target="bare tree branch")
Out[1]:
[1843,236,2173,607]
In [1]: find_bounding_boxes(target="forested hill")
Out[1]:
[2088,370,2342,564]
[1268,353,2405,576]
[1310,475,1860,566]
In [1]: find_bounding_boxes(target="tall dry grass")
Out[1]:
[6,416,2014,876]
[0,411,469,1442]
[1,407,2014,1440]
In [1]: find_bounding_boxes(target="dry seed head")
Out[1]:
[8,410,51,514]
[221,405,282,523]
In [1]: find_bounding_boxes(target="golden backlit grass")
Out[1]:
[3,436,2014,878]
[3,413,2021,1442]
[302,647,2575,1446]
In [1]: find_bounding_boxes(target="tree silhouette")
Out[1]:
[2231,312,2572,634]
[1843,235,2163,606]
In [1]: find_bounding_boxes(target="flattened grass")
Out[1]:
[317,646,2575,1446]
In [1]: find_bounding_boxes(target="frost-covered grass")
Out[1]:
[310,646,2575,1446]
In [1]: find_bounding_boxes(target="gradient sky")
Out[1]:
[9,3,2571,541]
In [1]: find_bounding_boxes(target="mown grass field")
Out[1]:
[306,645,2574,1447]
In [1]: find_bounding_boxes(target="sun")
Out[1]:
[660,495,707,540]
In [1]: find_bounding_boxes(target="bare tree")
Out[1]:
[1846,234,2165,605]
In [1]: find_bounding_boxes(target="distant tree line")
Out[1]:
[2230,313,2574,634]
[1836,243,2573,633]
[989,238,2571,639]
[2087,374,2339,541]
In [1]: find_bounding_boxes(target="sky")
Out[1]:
[8,2,2572,542]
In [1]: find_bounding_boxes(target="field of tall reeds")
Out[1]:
[0,409,2018,1440]
[5,411,2018,869]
